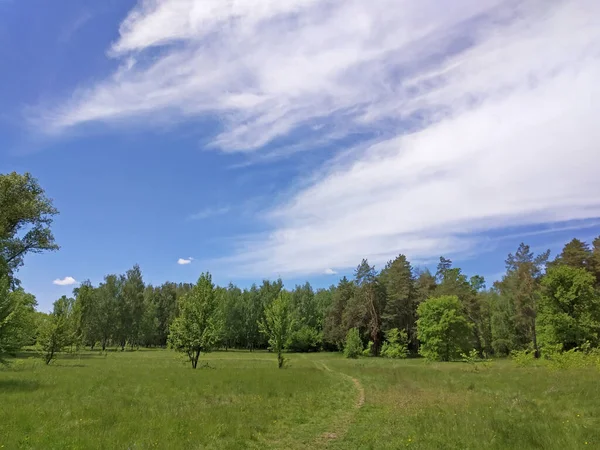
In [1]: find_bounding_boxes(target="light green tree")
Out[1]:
[122,264,145,348]
[343,327,363,358]
[380,328,409,359]
[0,277,37,363]
[538,265,600,350]
[37,296,73,364]
[259,291,294,368]
[168,273,222,368]
[417,295,473,361]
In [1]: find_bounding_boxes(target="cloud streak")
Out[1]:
[40,0,600,276]
[188,206,230,221]
[177,257,194,265]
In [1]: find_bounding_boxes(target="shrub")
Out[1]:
[362,341,374,357]
[510,349,536,367]
[381,328,408,359]
[286,325,321,353]
[343,328,363,359]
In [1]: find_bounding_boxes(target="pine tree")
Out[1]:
[379,254,417,350]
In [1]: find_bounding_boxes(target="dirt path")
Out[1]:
[312,360,365,445]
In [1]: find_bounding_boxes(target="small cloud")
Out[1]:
[53,276,77,286]
[177,257,194,265]
[188,206,230,221]
[324,268,337,275]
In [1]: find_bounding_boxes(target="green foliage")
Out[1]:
[417,295,473,361]
[380,328,409,359]
[538,265,600,350]
[286,325,321,353]
[495,243,549,356]
[36,296,74,364]
[0,172,59,284]
[380,255,416,349]
[0,278,37,362]
[323,276,354,350]
[259,292,294,368]
[510,349,536,367]
[168,273,222,368]
[460,349,488,372]
[362,341,374,357]
[343,327,363,358]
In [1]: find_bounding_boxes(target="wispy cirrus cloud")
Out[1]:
[53,276,78,286]
[39,0,600,276]
[188,206,230,221]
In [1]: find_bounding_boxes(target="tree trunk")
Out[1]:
[191,349,201,369]
[532,320,540,358]
[45,349,54,365]
[277,351,283,368]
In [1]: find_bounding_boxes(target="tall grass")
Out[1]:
[1,350,599,449]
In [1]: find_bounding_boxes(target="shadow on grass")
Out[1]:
[0,379,41,393]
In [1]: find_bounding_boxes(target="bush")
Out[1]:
[286,326,322,353]
[510,349,536,367]
[343,328,363,359]
[542,343,600,370]
[381,328,408,359]
[362,341,374,357]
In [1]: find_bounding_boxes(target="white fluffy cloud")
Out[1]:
[53,276,78,286]
[177,257,194,265]
[324,268,337,275]
[43,0,600,275]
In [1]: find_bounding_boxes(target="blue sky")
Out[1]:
[1,0,599,311]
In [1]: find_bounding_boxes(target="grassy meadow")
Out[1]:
[1,350,599,449]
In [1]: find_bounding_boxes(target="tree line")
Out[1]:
[2,171,600,367]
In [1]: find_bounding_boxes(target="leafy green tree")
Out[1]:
[538,265,600,350]
[140,286,159,346]
[97,275,121,351]
[489,288,517,356]
[0,172,59,284]
[0,277,37,362]
[434,257,487,355]
[343,327,363,358]
[146,282,179,347]
[74,281,102,349]
[259,292,294,368]
[37,296,73,364]
[122,264,145,348]
[168,273,222,369]
[417,295,473,361]
[288,282,322,352]
[242,284,263,351]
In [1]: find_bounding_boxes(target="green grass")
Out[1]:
[1,350,599,449]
